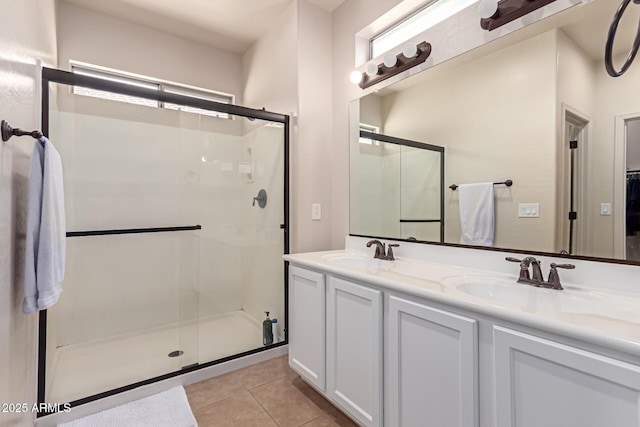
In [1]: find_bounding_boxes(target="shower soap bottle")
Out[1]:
[271,318,278,343]
[263,312,273,345]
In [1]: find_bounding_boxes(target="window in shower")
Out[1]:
[70,62,235,118]
[39,67,289,410]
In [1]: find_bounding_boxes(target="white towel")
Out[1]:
[23,137,66,314]
[458,182,494,247]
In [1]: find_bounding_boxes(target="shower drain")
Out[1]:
[168,350,184,358]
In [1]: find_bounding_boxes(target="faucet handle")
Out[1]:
[387,244,399,260]
[546,263,575,290]
[551,263,575,270]
[505,257,523,263]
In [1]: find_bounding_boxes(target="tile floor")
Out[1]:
[185,355,358,427]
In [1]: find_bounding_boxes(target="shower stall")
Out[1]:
[38,68,289,408]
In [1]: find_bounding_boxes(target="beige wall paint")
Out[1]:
[242,3,297,115]
[555,30,596,254]
[0,0,57,425]
[295,0,334,252]
[590,52,640,257]
[57,1,244,105]
[379,32,558,251]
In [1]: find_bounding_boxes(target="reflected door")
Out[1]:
[625,119,640,261]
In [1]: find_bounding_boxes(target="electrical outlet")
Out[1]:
[312,203,321,220]
[600,203,612,215]
[518,203,540,218]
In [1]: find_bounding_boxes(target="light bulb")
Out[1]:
[478,0,499,19]
[383,53,398,68]
[350,70,364,84]
[365,62,379,77]
[402,43,418,59]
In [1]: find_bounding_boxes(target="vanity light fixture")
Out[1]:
[478,0,556,31]
[353,41,432,90]
[383,53,399,68]
[350,70,364,84]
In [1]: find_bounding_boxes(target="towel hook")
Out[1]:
[1,120,43,142]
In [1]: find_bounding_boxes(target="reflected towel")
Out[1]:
[23,137,66,314]
[459,182,494,247]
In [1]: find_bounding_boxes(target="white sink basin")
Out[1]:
[323,254,394,271]
[444,276,620,314]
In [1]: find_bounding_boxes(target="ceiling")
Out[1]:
[63,0,346,54]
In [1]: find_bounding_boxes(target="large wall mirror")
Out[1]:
[349,0,640,263]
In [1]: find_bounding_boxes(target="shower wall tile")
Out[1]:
[52,112,183,231]
[50,110,270,348]
[240,125,286,326]
[54,233,193,346]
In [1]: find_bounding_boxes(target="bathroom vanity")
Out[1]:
[285,237,640,427]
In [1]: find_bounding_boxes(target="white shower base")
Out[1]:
[47,310,264,404]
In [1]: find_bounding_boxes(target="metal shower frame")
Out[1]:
[37,67,290,414]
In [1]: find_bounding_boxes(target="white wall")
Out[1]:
[0,0,57,425]
[57,1,243,106]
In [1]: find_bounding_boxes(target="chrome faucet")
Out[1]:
[506,257,575,290]
[366,240,399,261]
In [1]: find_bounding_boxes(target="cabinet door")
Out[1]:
[288,266,326,391]
[327,276,382,427]
[494,326,640,427]
[387,295,478,427]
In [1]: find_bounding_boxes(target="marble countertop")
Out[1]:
[284,249,640,357]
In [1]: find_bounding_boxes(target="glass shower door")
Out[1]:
[44,81,200,404]
[195,117,286,363]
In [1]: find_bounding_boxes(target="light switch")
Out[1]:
[600,203,612,216]
[312,203,321,220]
[518,203,540,218]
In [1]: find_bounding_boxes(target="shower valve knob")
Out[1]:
[253,189,267,208]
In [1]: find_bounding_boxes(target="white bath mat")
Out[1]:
[58,386,197,427]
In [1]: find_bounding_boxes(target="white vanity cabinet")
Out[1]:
[326,276,383,427]
[287,262,640,427]
[386,295,478,427]
[493,326,640,427]
[288,266,326,391]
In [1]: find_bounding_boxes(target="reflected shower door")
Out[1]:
[351,130,444,241]
[400,145,443,241]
